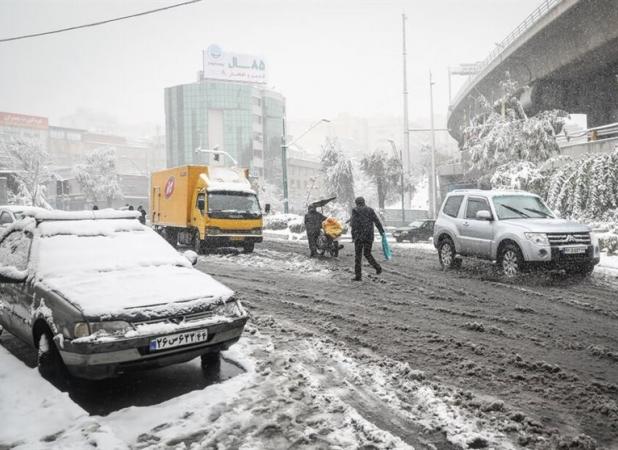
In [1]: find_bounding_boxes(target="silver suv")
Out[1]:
[433,189,601,277]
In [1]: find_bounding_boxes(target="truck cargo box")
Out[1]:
[150,165,207,227]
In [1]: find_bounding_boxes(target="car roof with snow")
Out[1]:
[20,208,141,222]
[448,189,539,198]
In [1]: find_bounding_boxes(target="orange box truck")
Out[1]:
[150,165,263,253]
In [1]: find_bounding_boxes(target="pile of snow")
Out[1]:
[263,213,302,230]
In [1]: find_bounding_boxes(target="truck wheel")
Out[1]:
[37,330,68,385]
[194,235,203,254]
[438,238,461,269]
[499,243,525,278]
[164,228,178,247]
[243,243,255,253]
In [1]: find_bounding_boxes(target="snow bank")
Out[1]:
[0,346,84,446]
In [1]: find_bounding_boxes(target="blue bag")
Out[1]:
[381,234,393,261]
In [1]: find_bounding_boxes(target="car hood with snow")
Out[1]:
[498,218,591,233]
[33,216,234,318]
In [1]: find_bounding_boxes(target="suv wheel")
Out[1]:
[499,243,525,278]
[438,238,461,269]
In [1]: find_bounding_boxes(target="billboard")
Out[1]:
[0,112,48,130]
[202,45,267,84]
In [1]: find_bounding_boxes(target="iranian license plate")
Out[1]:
[563,246,586,255]
[149,329,208,351]
[230,236,244,241]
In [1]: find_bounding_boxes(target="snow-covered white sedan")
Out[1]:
[0,209,247,380]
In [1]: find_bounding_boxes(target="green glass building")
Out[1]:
[164,78,285,182]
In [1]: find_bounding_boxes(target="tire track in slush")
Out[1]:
[197,240,618,448]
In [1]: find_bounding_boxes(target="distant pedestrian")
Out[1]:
[350,196,385,281]
[92,205,99,210]
[304,204,326,257]
[137,205,146,225]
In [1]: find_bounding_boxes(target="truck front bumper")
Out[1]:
[204,236,263,247]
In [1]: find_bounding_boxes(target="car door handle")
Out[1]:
[463,221,470,227]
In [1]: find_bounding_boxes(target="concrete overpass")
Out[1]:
[448,0,618,144]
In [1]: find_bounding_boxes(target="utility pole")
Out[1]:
[281,116,289,213]
[388,139,405,225]
[429,70,437,218]
[401,13,410,188]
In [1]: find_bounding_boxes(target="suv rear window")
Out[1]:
[443,195,463,217]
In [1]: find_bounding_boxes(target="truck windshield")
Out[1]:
[492,195,554,220]
[207,192,261,218]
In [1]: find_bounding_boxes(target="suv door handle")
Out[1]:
[463,221,470,227]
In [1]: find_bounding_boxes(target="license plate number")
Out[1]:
[230,236,244,241]
[563,246,586,254]
[149,329,208,351]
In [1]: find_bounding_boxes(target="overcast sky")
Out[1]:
[0,0,541,131]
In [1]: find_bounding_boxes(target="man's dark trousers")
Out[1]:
[308,231,320,256]
[354,239,381,279]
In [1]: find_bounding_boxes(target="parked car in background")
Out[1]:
[433,190,600,278]
[392,219,435,243]
[0,205,43,229]
[0,209,248,381]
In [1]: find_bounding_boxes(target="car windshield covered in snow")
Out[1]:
[207,192,261,218]
[36,219,188,279]
[492,195,554,220]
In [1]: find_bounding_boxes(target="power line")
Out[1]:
[0,0,202,43]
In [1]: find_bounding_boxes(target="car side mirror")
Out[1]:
[197,198,205,211]
[476,210,493,221]
[264,203,271,214]
[183,250,198,266]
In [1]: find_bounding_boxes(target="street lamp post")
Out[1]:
[387,139,405,225]
[281,118,330,214]
[194,145,238,166]
[429,71,437,219]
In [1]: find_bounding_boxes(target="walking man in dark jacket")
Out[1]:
[350,196,385,281]
[304,205,326,257]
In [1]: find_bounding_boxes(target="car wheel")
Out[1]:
[201,351,220,367]
[499,243,525,278]
[37,330,68,385]
[243,243,255,253]
[438,238,461,269]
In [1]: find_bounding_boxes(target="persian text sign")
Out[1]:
[0,112,48,130]
[202,45,267,84]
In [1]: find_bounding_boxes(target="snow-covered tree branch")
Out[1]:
[74,147,122,207]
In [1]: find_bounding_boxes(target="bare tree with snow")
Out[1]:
[74,147,122,208]
[320,137,355,209]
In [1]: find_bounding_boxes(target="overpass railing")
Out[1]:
[452,0,564,106]
[556,122,618,146]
